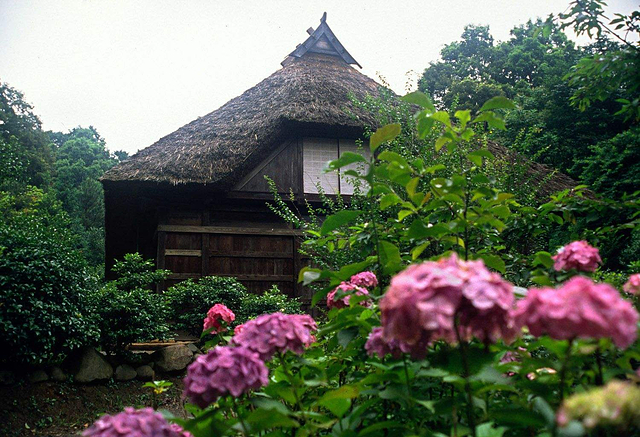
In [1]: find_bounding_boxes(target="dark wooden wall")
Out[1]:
[155,205,312,311]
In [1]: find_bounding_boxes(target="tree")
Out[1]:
[554,0,640,121]
[0,81,53,190]
[418,19,630,191]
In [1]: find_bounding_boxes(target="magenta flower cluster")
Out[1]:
[552,240,602,272]
[203,303,235,334]
[350,271,378,288]
[365,327,427,360]
[513,276,638,349]
[380,254,517,347]
[327,271,377,309]
[231,312,317,361]
[623,273,640,295]
[83,407,192,437]
[183,346,269,409]
[327,282,370,309]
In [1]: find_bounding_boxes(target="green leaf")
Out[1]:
[477,254,506,273]
[378,240,402,270]
[320,210,363,236]
[298,267,321,285]
[325,152,367,171]
[406,177,420,198]
[358,421,406,436]
[370,124,401,152]
[532,397,555,427]
[435,136,450,152]
[476,423,507,437]
[430,111,451,127]
[472,111,506,130]
[380,193,401,210]
[479,96,515,112]
[533,251,554,268]
[411,242,429,260]
[378,150,409,168]
[402,91,435,112]
[417,116,435,138]
[398,210,414,222]
[245,408,298,430]
[455,110,471,128]
[338,260,373,279]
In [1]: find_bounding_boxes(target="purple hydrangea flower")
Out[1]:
[83,407,190,436]
[183,346,269,408]
[231,312,317,361]
[365,327,427,360]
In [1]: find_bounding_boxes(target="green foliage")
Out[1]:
[165,276,249,336]
[579,127,640,199]
[240,285,302,321]
[0,188,98,367]
[0,81,53,191]
[556,1,640,121]
[418,18,634,199]
[165,277,301,336]
[112,252,171,292]
[52,129,121,266]
[89,253,171,353]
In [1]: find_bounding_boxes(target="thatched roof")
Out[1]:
[102,51,380,188]
[103,14,579,198]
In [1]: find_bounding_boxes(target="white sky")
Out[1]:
[0,0,637,154]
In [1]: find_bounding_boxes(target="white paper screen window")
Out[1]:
[303,138,339,194]
[338,139,370,195]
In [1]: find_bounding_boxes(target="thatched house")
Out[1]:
[102,14,381,305]
[102,14,575,306]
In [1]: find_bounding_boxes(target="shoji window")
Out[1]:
[302,138,369,195]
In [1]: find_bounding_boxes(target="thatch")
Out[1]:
[102,53,380,188]
[487,142,582,198]
[103,49,579,198]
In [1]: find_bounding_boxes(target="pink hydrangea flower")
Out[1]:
[350,271,378,288]
[183,346,268,408]
[623,274,640,295]
[170,424,194,437]
[231,312,317,361]
[327,282,371,309]
[83,407,188,436]
[380,254,517,347]
[513,276,639,349]
[552,240,602,272]
[365,327,427,360]
[233,323,245,336]
[203,303,235,334]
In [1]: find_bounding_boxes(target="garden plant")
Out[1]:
[82,89,640,436]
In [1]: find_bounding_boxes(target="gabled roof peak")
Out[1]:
[283,12,361,68]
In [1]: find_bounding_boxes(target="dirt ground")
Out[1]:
[0,377,187,437]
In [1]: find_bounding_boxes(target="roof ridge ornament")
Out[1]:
[283,12,362,68]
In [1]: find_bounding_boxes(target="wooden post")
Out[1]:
[201,210,210,278]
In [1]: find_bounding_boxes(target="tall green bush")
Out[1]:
[89,253,171,353]
[0,188,98,367]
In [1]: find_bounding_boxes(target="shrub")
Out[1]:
[165,276,248,336]
[89,253,171,353]
[0,188,98,367]
[239,285,302,321]
[165,278,301,336]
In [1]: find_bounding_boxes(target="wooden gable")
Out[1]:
[284,12,361,68]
